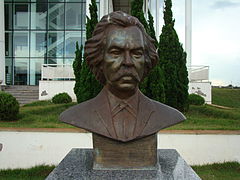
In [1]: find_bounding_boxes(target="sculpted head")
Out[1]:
[84,11,159,97]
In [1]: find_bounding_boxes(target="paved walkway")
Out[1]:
[208,103,234,109]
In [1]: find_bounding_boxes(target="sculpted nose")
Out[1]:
[122,51,134,66]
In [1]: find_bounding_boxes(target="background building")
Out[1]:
[3,0,88,85]
[0,0,211,103]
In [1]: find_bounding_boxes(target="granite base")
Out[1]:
[46,149,201,180]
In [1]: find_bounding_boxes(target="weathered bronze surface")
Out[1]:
[60,11,186,169]
[93,133,157,169]
[60,11,185,142]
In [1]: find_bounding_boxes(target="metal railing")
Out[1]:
[41,64,74,80]
[188,65,209,82]
[41,64,209,82]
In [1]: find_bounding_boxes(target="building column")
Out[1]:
[0,1,5,85]
[185,0,192,69]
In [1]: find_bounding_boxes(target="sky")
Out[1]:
[156,0,240,86]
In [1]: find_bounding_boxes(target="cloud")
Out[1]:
[211,0,240,9]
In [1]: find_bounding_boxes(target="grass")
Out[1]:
[212,87,240,108]
[168,104,240,130]
[0,162,239,180]
[0,88,240,130]
[168,87,240,130]
[192,162,240,180]
[0,165,55,180]
[0,101,77,128]
[22,100,53,107]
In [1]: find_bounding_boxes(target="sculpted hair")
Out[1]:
[84,11,159,84]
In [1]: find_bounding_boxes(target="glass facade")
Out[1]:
[4,0,86,85]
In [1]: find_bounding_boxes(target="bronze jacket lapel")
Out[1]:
[93,89,117,140]
[133,91,155,138]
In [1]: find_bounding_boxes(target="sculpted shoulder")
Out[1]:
[140,98,186,136]
[152,99,186,125]
[59,97,97,128]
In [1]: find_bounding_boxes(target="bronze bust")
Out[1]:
[60,11,185,142]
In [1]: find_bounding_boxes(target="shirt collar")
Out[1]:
[106,87,139,116]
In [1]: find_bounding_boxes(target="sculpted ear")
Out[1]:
[142,56,151,78]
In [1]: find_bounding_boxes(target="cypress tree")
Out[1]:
[159,0,189,111]
[131,1,165,103]
[73,42,83,103]
[86,0,98,40]
[76,0,102,103]
[147,10,158,47]
[176,48,189,111]
[130,0,149,34]
[146,10,165,103]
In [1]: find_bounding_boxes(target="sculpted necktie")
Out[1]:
[111,101,137,140]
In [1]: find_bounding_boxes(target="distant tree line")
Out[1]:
[73,0,189,112]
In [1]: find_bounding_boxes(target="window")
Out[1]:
[47,31,64,57]
[5,0,87,85]
[48,3,64,30]
[14,58,29,85]
[13,3,29,29]
[30,31,47,57]
[13,31,29,57]
[65,31,81,57]
[31,3,47,30]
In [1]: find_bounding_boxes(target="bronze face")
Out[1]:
[102,26,145,98]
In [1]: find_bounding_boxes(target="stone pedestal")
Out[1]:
[93,133,157,169]
[46,149,201,180]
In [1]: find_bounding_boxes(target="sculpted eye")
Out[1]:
[109,49,121,56]
[132,50,143,58]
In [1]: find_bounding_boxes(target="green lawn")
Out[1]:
[0,165,54,180]
[192,162,240,180]
[0,88,240,130]
[212,87,240,108]
[168,104,240,130]
[0,101,76,128]
[0,162,239,180]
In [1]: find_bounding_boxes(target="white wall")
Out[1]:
[189,82,212,104]
[39,81,76,101]
[0,1,5,85]
[0,132,92,169]
[0,131,239,169]
[159,134,240,165]
[39,80,212,104]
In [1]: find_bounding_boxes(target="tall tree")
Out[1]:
[130,0,149,34]
[75,0,102,103]
[73,42,83,103]
[176,47,189,111]
[86,0,98,40]
[146,10,165,103]
[147,10,158,47]
[159,0,189,111]
[131,1,165,103]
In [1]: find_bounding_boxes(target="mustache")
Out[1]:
[111,68,140,82]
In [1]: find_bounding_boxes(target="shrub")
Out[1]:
[188,94,205,105]
[52,93,72,104]
[23,100,52,107]
[0,91,19,121]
